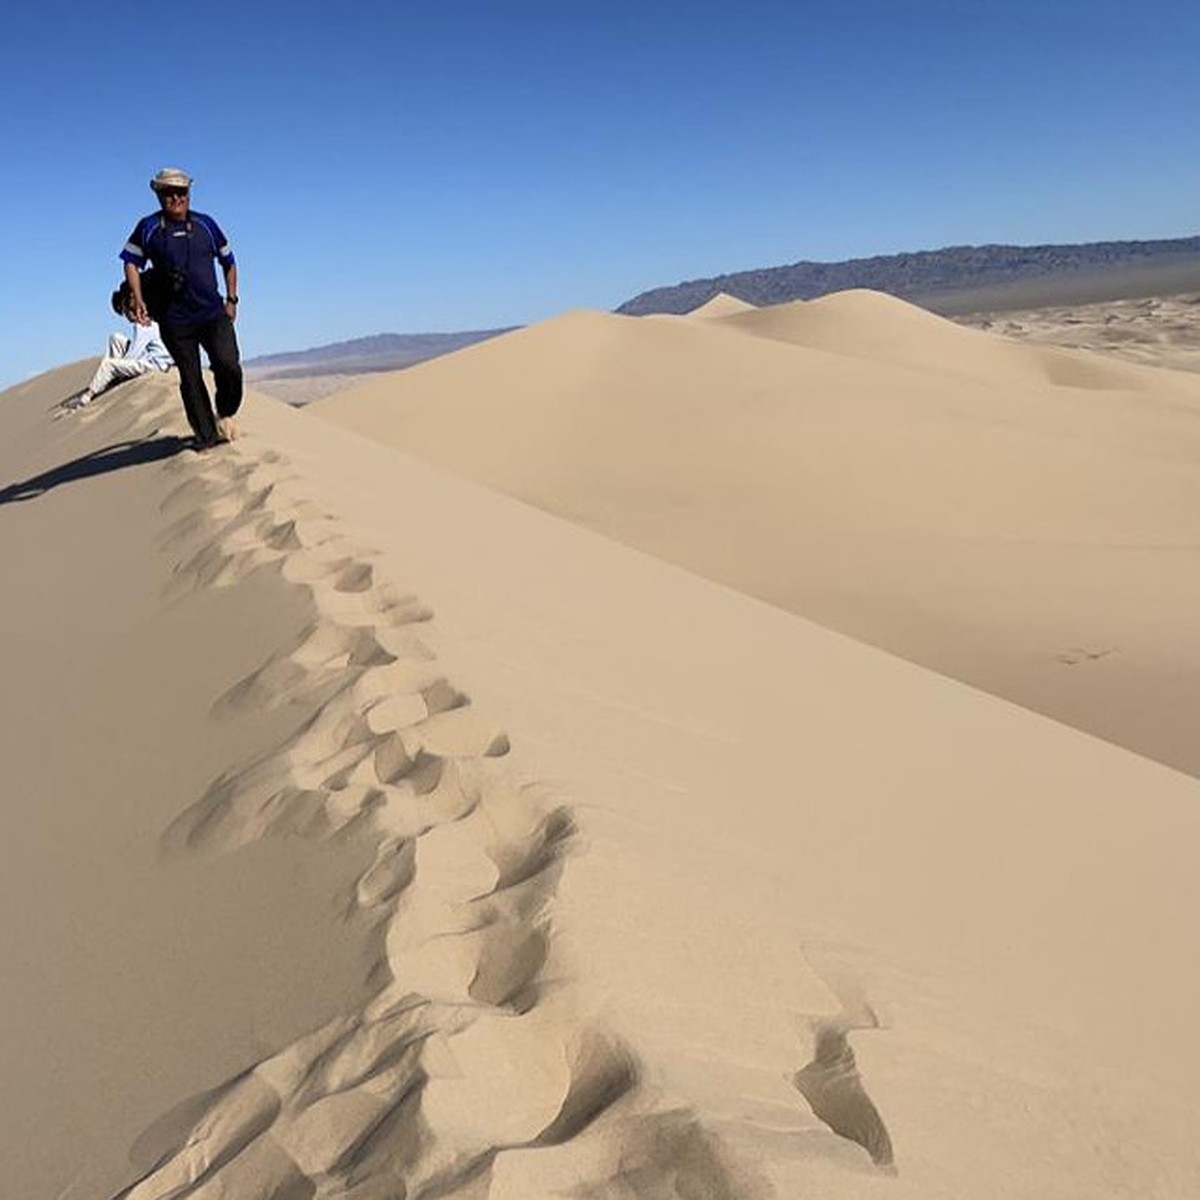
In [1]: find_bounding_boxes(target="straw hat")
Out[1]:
[150,167,193,193]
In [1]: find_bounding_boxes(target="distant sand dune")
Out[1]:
[713,288,1149,388]
[315,291,1200,775]
[686,291,759,319]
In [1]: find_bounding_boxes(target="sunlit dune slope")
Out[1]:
[685,291,759,319]
[315,292,1200,775]
[710,287,1152,387]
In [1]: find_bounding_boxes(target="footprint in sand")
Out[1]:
[792,1017,895,1172]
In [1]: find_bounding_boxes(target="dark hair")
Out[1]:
[111,284,130,316]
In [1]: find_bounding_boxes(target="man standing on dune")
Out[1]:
[121,168,243,450]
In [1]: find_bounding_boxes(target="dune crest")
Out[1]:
[710,288,1147,386]
[0,380,747,1199]
[687,292,758,319]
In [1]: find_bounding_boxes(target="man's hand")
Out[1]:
[132,300,151,326]
[225,299,238,323]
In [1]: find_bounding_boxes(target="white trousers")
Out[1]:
[87,334,152,395]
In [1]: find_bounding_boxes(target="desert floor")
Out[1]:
[958,291,1200,375]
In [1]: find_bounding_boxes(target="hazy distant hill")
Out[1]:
[617,236,1200,316]
[245,329,515,379]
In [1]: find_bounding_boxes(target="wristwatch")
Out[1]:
[226,295,239,304]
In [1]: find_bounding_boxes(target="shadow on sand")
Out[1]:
[0,435,191,504]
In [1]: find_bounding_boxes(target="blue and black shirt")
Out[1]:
[120,211,235,327]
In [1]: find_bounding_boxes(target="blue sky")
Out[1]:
[2,0,1198,387]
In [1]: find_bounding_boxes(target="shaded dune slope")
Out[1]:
[315,292,1200,775]
[0,367,379,1198]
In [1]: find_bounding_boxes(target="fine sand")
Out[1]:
[4,311,1200,1197]
[315,291,1200,777]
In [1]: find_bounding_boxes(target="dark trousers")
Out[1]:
[160,315,243,442]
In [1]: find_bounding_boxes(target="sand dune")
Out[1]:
[712,288,1152,387]
[314,292,1200,776]
[4,365,1200,1197]
[685,291,759,319]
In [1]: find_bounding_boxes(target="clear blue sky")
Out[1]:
[3,0,1197,387]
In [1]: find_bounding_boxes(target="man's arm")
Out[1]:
[124,261,151,326]
[223,263,239,322]
[120,219,153,325]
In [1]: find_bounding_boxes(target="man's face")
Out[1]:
[159,186,190,220]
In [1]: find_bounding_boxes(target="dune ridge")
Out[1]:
[705,288,1153,387]
[42,384,748,1199]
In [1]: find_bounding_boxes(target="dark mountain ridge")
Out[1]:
[616,236,1200,316]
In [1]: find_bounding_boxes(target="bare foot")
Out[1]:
[217,417,240,443]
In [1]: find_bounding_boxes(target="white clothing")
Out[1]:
[125,321,173,371]
[85,322,173,396]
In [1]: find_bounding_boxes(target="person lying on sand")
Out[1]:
[62,285,173,411]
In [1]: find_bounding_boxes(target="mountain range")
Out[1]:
[617,235,1200,316]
